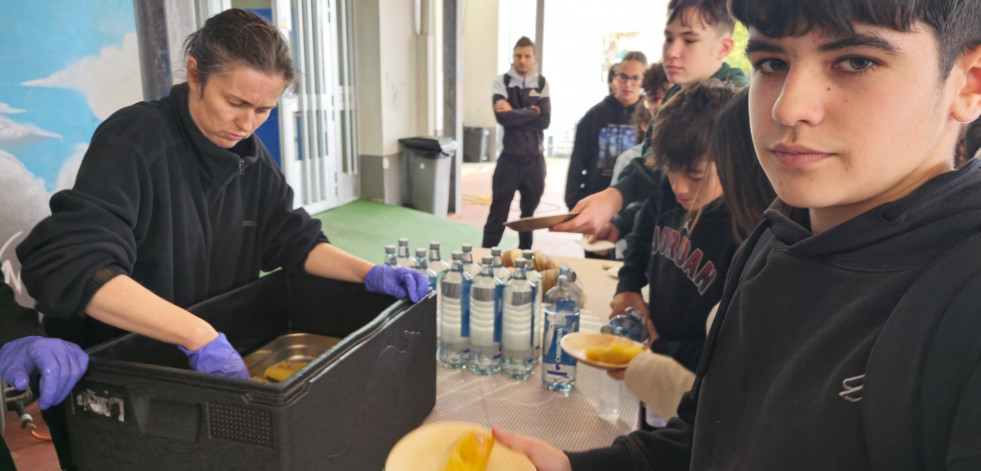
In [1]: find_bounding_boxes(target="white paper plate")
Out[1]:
[385,421,535,471]
[574,238,616,252]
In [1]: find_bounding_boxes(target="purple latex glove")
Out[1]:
[178,333,251,380]
[365,265,429,303]
[0,336,89,410]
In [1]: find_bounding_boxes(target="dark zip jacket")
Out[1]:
[568,160,981,470]
[16,83,327,348]
[565,95,640,210]
[492,66,550,159]
[617,182,736,372]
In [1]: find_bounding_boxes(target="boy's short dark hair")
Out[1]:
[642,62,670,98]
[648,79,739,172]
[631,104,654,142]
[729,0,981,79]
[514,36,535,53]
[667,0,735,35]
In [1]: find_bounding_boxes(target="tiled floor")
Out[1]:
[1,156,584,470]
[454,157,585,259]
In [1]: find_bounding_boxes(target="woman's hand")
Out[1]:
[551,188,624,234]
[609,291,647,320]
[0,336,89,409]
[179,333,251,379]
[365,265,429,302]
[492,427,572,471]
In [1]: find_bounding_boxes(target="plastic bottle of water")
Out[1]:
[461,244,481,279]
[414,248,438,291]
[429,242,452,340]
[428,241,451,277]
[490,247,511,284]
[384,244,398,267]
[522,249,544,361]
[542,266,581,394]
[601,306,649,343]
[468,255,503,374]
[396,238,414,267]
[501,258,536,380]
[439,254,472,368]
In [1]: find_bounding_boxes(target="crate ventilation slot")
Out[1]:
[209,403,273,448]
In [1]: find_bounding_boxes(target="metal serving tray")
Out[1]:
[243,332,341,378]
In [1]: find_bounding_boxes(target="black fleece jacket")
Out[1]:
[569,160,981,470]
[17,83,327,348]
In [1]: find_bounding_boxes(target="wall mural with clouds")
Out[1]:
[0,0,143,306]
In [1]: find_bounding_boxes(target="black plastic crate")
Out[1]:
[63,270,437,470]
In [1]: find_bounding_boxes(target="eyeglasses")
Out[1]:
[616,73,641,84]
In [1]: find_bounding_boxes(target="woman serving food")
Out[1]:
[17,9,427,379]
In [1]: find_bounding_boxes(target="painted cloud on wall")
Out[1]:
[1,1,141,305]
[0,115,63,148]
[0,149,52,296]
[22,32,143,122]
[0,103,27,114]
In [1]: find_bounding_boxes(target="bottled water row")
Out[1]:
[381,239,582,393]
[438,250,582,393]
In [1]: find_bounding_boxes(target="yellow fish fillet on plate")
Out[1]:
[442,430,495,471]
[585,343,644,365]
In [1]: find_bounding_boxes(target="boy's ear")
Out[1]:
[950,44,981,123]
[716,34,735,61]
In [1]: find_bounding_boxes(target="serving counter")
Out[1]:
[424,252,640,451]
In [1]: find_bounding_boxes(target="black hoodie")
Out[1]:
[568,160,981,470]
[17,83,327,348]
[564,95,640,210]
[617,178,736,372]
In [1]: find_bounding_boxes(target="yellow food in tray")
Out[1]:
[252,360,309,382]
[442,430,495,471]
[585,343,644,365]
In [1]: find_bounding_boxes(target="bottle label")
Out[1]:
[493,284,503,342]
[461,279,471,337]
[544,303,579,367]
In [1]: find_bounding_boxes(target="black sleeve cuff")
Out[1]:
[81,265,128,314]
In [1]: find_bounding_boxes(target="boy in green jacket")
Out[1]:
[554,0,747,239]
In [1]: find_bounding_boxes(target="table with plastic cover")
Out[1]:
[423,253,640,451]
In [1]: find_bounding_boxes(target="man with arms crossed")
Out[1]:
[482,36,551,250]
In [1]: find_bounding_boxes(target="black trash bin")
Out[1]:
[462,126,490,162]
[398,136,457,217]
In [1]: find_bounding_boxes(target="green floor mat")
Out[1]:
[312,199,516,264]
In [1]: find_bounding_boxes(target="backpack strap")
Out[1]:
[503,74,511,88]
[862,232,981,471]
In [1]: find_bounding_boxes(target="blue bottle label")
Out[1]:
[530,285,536,347]
[544,301,579,367]
[461,279,472,337]
[493,284,503,343]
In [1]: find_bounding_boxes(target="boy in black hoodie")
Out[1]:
[494,0,981,470]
